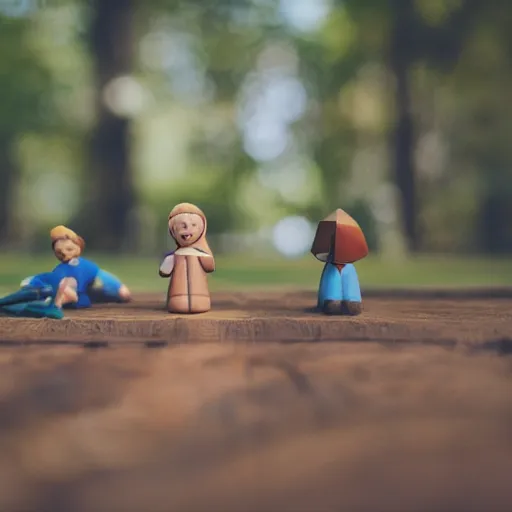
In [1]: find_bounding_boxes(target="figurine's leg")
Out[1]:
[0,275,74,319]
[20,275,35,288]
[54,278,78,308]
[340,264,362,316]
[316,265,328,310]
[0,271,61,307]
[317,264,344,315]
[0,285,53,307]
[1,301,64,319]
[88,269,131,304]
[23,273,88,310]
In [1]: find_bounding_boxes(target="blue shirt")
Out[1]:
[52,257,100,308]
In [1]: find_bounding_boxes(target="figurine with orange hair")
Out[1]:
[43,225,102,309]
[33,225,131,307]
[0,225,131,318]
[311,209,369,315]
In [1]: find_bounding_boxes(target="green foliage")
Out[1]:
[0,252,510,294]
[0,15,54,135]
[3,0,512,256]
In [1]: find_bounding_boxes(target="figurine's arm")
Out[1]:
[198,255,215,273]
[159,253,175,277]
[87,259,101,281]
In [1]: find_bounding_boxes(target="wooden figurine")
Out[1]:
[311,209,369,315]
[159,203,215,314]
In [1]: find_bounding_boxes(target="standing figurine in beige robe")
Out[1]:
[159,203,215,313]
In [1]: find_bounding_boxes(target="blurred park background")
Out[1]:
[1,0,512,292]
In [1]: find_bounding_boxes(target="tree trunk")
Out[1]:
[0,137,17,247]
[389,0,419,253]
[85,0,136,251]
[479,179,512,254]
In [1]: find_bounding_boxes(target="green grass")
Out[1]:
[0,252,510,295]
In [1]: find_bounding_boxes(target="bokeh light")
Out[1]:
[272,215,315,258]
[103,76,149,118]
[0,0,34,18]
[279,0,332,32]
[243,119,290,162]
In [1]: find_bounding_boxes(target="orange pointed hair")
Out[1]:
[311,209,368,265]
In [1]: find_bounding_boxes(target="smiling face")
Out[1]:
[53,238,82,262]
[169,213,204,247]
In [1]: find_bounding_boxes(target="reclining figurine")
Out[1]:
[0,225,131,319]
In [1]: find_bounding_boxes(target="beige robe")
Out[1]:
[159,203,215,314]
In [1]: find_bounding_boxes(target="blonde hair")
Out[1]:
[50,225,85,252]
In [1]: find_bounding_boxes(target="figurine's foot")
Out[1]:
[322,300,343,315]
[54,278,78,308]
[119,285,132,302]
[341,300,362,316]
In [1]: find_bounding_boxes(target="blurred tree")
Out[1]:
[82,0,137,251]
[0,14,53,246]
[449,0,512,253]
[2,0,505,257]
[263,2,364,219]
[133,0,263,238]
[387,0,480,252]
[388,0,417,252]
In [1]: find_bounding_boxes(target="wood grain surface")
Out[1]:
[0,292,511,511]
[0,342,510,511]
[0,291,511,345]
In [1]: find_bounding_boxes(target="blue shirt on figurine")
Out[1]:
[52,257,99,308]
